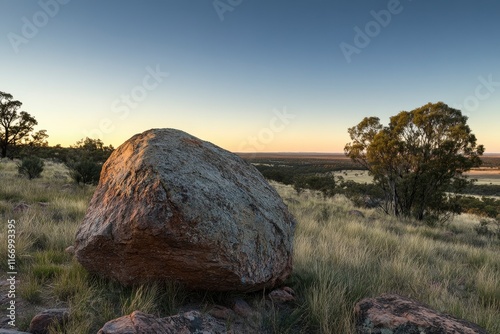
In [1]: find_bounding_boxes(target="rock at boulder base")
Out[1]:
[75,128,296,291]
[29,308,69,334]
[98,310,236,334]
[355,294,488,334]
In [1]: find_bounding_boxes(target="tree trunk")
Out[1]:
[389,179,399,216]
[1,129,8,158]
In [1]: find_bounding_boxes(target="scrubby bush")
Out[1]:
[294,175,336,197]
[336,179,384,208]
[63,137,113,185]
[17,156,44,179]
[456,196,500,218]
[474,218,500,240]
[68,160,101,185]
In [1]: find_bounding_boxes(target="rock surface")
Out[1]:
[348,210,365,218]
[268,287,296,303]
[75,128,296,291]
[28,308,69,334]
[98,310,237,334]
[355,294,488,334]
[13,202,30,213]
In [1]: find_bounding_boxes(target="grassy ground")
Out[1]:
[1,159,499,333]
[277,183,500,333]
[331,170,373,184]
[331,169,500,186]
[467,170,500,186]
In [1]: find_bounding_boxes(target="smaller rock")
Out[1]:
[348,210,365,218]
[13,203,30,213]
[268,287,296,303]
[29,308,69,334]
[232,298,254,318]
[98,311,174,334]
[231,298,262,329]
[355,294,488,334]
[0,330,31,334]
[363,195,380,208]
[208,305,235,320]
[65,245,75,255]
[99,310,230,334]
[441,231,456,241]
[167,311,229,333]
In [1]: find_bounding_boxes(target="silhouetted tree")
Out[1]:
[71,137,114,163]
[0,91,44,158]
[345,102,484,223]
[19,129,49,157]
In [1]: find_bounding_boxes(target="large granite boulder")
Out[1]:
[75,128,295,291]
[355,294,488,334]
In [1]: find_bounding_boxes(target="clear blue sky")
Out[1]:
[1,0,499,152]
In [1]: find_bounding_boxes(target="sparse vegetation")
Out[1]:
[68,159,102,185]
[474,217,500,240]
[0,159,499,333]
[64,137,114,185]
[17,156,45,179]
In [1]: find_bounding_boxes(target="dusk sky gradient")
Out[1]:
[1,0,499,152]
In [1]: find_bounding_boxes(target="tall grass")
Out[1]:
[275,182,500,333]
[0,159,499,333]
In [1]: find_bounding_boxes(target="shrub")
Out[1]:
[17,156,44,179]
[474,218,500,240]
[68,160,102,185]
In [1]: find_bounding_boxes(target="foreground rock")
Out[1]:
[98,310,237,334]
[29,308,69,334]
[355,294,488,334]
[75,128,296,291]
[268,287,296,303]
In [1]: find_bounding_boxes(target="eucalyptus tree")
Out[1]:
[345,102,484,222]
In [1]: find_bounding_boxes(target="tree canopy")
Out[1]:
[0,91,45,158]
[345,102,484,222]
